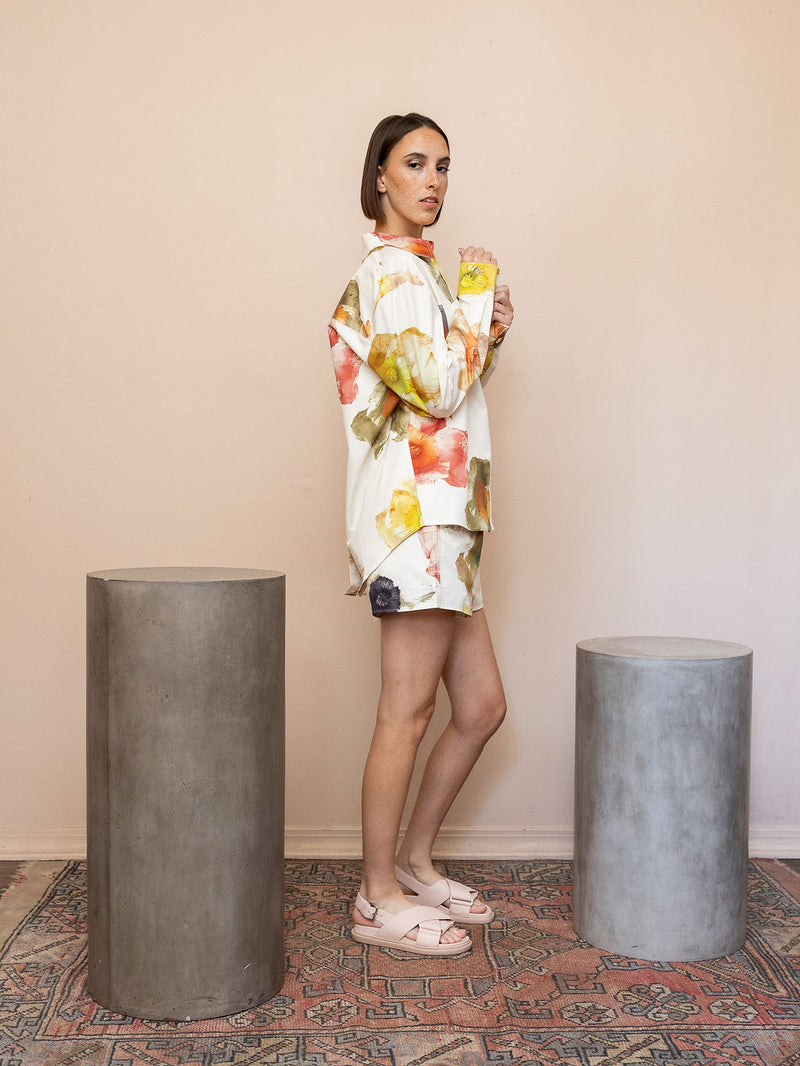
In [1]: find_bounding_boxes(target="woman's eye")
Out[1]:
[437,166,450,174]
[408,162,421,169]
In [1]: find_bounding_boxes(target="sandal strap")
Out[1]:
[354,894,455,945]
[395,867,480,916]
[354,892,379,921]
[441,878,478,917]
[377,905,454,944]
[444,878,477,906]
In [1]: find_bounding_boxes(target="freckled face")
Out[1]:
[376,128,450,238]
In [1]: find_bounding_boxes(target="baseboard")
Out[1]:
[284,826,575,859]
[0,829,88,860]
[748,827,800,859]
[3,826,799,861]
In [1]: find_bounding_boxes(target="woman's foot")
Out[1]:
[352,886,469,944]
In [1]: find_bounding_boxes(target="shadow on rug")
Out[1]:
[2,859,800,1065]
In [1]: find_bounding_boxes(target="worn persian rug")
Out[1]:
[2,858,800,1065]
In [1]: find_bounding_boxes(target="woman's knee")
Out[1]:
[376,693,437,743]
[482,691,507,739]
[454,689,507,744]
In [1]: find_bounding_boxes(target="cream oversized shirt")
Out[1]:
[329,232,505,593]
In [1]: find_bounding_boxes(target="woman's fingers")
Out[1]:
[492,285,514,326]
[459,245,498,266]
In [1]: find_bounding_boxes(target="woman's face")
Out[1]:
[376,127,450,238]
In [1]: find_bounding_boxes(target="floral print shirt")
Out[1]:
[328,232,506,594]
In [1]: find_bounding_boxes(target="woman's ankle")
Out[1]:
[395,849,437,880]
[359,876,407,906]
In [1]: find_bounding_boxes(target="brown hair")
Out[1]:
[360,113,450,226]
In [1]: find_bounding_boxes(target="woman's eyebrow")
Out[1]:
[402,152,451,164]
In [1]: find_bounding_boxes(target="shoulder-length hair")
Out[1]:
[361,113,450,226]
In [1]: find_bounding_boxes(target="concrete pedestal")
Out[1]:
[573,636,752,962]
[86,567,285,1020]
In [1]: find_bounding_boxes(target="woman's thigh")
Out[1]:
[378,609,458,721]
[378,608,505,730]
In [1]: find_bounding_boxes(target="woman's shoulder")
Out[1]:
[355,234,434,280]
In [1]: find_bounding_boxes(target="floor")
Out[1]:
[0,861,22,896]
[3,857,800,893]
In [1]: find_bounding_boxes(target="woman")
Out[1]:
[328,113,513,956]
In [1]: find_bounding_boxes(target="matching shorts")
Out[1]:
[364,525,484,618]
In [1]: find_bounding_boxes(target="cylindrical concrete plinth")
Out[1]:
[86,567,285,1020]
[573,636,752,962]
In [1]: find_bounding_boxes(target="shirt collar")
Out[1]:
[362,232,436,260]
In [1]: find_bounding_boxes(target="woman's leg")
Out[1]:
[355,609,468,943]
[394,609,506,907]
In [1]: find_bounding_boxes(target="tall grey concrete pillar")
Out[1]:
[574,636,752,961]
[86,567,285,1020]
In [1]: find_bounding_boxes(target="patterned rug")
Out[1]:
[2,859,800,1065]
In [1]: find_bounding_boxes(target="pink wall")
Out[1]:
[2,0,798,856]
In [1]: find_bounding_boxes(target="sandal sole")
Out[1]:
[350,926,472,955]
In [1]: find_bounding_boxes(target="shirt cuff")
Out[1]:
[489,322,508,349]
[458,261,499,296]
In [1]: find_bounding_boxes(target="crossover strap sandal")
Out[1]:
[394,866,495,925]
[351,893,472,956]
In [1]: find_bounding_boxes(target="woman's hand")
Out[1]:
[458,245,498,266]
[492,284,514,328]
[459,246,513,328]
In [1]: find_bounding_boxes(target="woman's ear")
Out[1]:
[376,168,386,194]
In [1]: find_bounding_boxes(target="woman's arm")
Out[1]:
[479,283,513,386]
[332,247,499,419]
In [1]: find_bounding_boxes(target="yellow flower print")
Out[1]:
[377,271,424,301]
[458,262,498,296]
[375,480,422,549]
[368,328,441,412]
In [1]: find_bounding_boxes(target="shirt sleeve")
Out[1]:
[332,250,498,419]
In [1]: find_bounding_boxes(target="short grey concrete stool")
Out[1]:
[573,636,752,962]
[86,567,285,1020]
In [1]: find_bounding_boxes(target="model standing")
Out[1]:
[328,113,514,955]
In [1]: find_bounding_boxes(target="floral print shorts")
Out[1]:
[365,525,484,617]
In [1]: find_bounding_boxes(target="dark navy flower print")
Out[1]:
[369,576,401,615]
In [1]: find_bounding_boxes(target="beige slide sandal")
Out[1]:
[350,892,472,956]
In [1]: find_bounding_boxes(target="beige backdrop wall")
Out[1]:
[2,0,798,858]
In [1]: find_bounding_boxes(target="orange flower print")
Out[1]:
[457,321,483,392]
[408,418,467,487]
[330,332,360,406]
[489,320,507,346]
[377,270,424,301]
[465,457,491,528]
[442,308,486,392]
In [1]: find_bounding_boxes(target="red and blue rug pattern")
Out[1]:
[2,859,800,1065]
